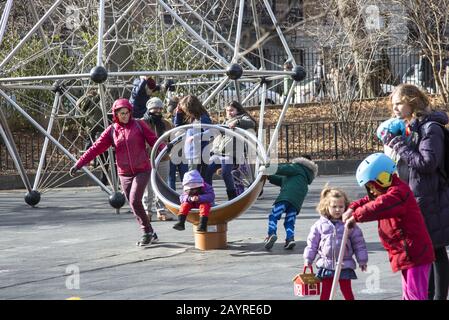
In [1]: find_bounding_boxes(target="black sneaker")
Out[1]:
[284,239,296,250]
[136,232,158,247]
[264,234,277,250]
[151,232,159,244]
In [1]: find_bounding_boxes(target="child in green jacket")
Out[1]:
[264,156,318,250]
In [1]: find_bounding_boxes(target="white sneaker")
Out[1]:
[264,234,277,250]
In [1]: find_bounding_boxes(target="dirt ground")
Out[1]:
[211,95,448,125]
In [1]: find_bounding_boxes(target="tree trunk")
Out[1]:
[336,0,378,99]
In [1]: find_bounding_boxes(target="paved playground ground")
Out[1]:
[1,174,445,303]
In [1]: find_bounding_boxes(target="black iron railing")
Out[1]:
[0,120,385,172]
[263,120,384,161]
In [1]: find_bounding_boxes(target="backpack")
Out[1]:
[426,121,449,181]
[110,120,144,148]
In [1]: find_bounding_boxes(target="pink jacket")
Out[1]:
[75,99,165,176]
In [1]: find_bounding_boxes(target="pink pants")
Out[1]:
[401,263,431,300]
[119,171,152,234]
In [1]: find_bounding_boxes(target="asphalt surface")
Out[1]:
[1,174,443,301]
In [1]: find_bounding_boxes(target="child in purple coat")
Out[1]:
[173,170,215,232]
[303,185,368,300]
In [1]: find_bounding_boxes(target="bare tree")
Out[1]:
[393,0,449,104]
[299,1,392,116]
[291,0,396,156]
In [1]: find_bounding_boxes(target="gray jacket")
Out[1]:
[211,114,256,157]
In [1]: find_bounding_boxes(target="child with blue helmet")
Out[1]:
[343,153,435,300]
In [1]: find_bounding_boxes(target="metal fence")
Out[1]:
[203,47,431,109]
[270,47,422,80]
[0,130,80,174]
[1,120,385,173]
[264,120,384,161]
[267,47,434,104]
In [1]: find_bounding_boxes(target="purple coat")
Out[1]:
[180,183,215,204]
[303,216,368,270]
[392,111,449,247]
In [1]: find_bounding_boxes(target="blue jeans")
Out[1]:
[267,201,298,241]
[204,158,236,191]
[169,161,188,191]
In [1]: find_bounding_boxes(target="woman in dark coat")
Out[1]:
[388,84,449,300]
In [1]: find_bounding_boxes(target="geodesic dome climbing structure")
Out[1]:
[0,0,305,210]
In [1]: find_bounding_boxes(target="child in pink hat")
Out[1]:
[173,170,215,232]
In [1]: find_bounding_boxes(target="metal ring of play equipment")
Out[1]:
[150,123,267,225]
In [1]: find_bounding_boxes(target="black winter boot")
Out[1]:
[173,214,187,231]
[196,216,208,232]
[226,189,238,200]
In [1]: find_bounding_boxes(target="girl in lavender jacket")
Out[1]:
[303,186,368,300]
[172,170,215,232]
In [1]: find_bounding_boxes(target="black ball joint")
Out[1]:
[226,63,243,80]
[24,190,41,207]
[90,66,108,84]
[109,192,126,209]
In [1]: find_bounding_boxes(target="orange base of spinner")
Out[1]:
[193,223,227,250]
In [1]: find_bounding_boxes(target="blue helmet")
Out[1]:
[376,118,406,141]
[356,153,397,187]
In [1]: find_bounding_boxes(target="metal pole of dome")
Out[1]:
[243,70,292,76]
[234,80,242,104]
[28,1,55,69]
[33,92,61,191]
[203,77,230,107]
[266,82,297,161]
[255,82,267,175]
[250,0,267,175]
[232,0,246,63]
[241,82,262,106]
[262,0,297,67]
[250,0,266,70]
[0,73,91,83]
[0,0,13,46]
[0,70,229,83]
[0,84,134,91]
[97,0,106,67]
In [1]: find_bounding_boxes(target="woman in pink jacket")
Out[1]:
[70,98,166,247]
